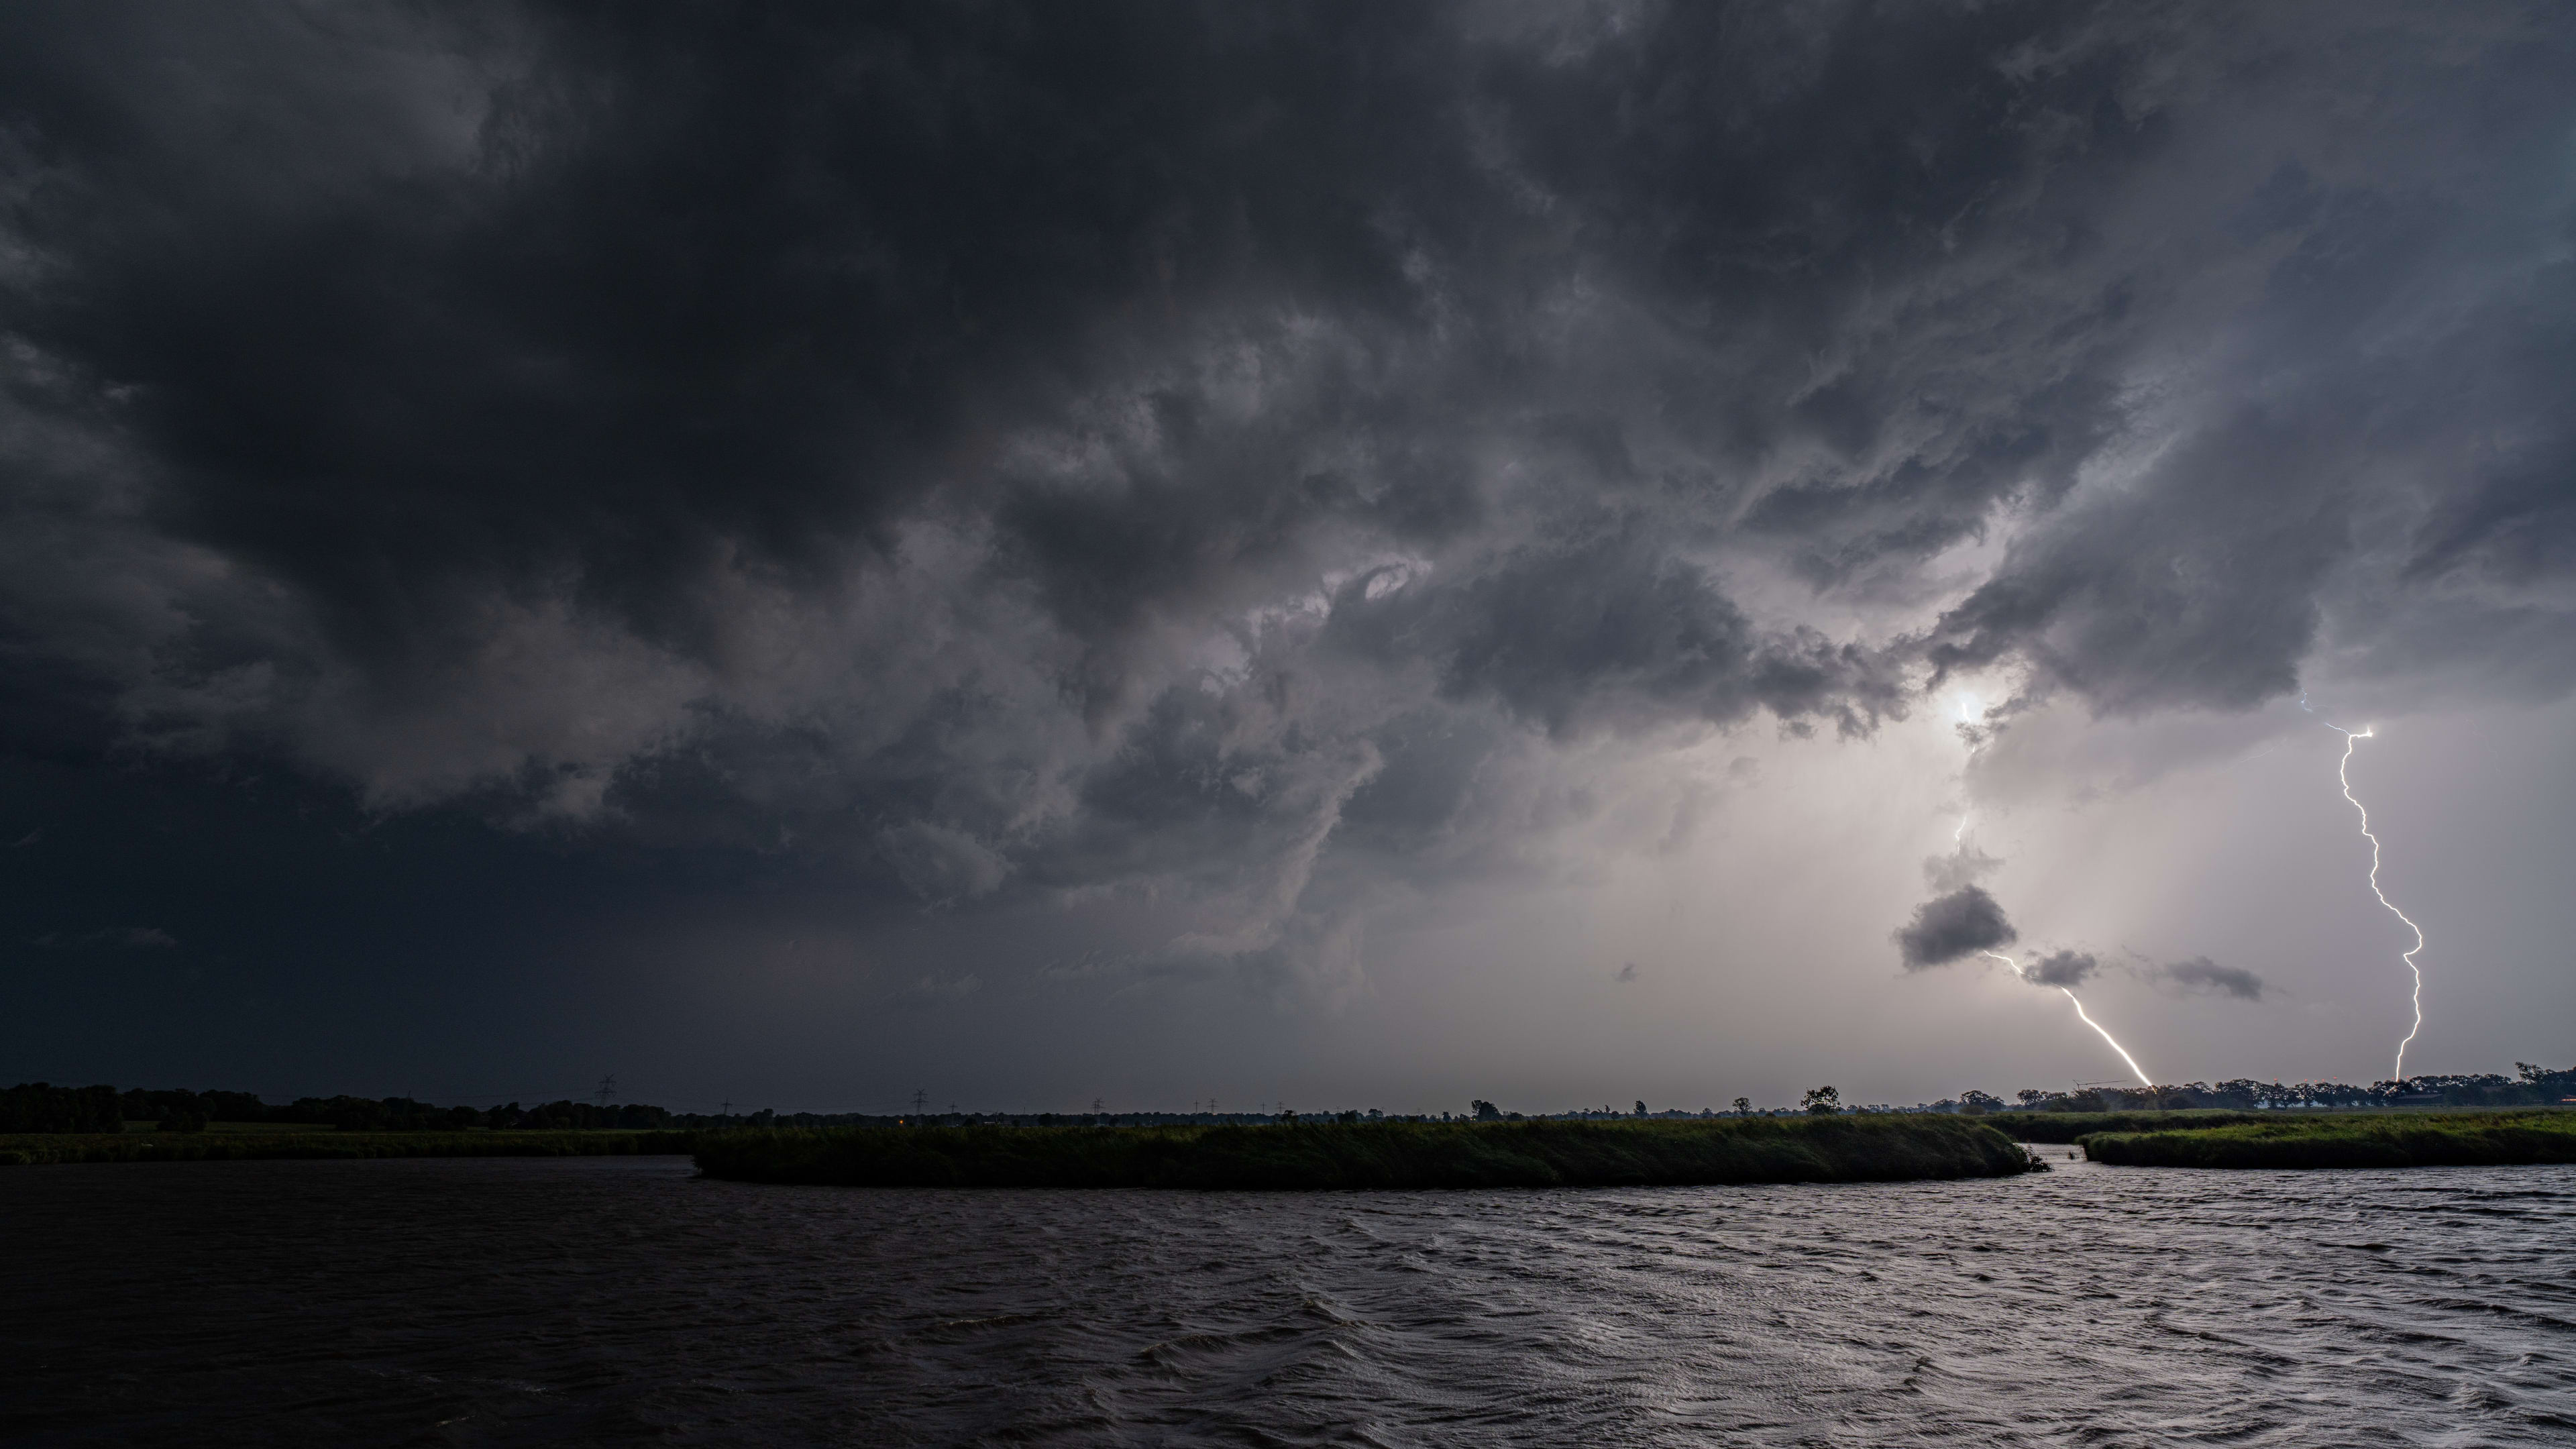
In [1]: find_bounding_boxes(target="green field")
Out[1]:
[0,1128,696,1166]
[693,1115,2041,1189]
[2076,1110,2576,1169]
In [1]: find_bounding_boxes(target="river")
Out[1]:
[5,1152,2571,1444]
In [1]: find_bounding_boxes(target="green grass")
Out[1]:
[692,1115,2040,1190]
[0,1129,696,1166]
[2078,1110,2576,1169]
[1982,1110,2276,1142]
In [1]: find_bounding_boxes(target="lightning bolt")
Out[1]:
[1982,951,2154,1087]
[2329,725,2426,1081]
[1948,692,2154,1088]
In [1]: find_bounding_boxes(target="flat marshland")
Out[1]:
[691,1114,2040,1189]
[0,1128,695,1166]
[13,1108,2573,1177]
[1982,1110,2276,1142]
[2074,1109,2576,1169]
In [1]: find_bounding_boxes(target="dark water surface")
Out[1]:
[6,1153,2573,1446]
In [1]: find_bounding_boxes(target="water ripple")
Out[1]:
[5,1155,2575,1444]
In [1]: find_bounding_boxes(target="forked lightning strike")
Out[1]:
[1982,951,2154,1087]
[2331,726,2428,1081]
[1950,693,2153,1088]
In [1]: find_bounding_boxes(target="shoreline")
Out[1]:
[17,1109,2570,1177]
[691,1116,2041,1190]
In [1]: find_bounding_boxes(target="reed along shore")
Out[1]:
[0,1129,696,1166]
[692,1115,2041,1190]
[2076,1110,2576,1170]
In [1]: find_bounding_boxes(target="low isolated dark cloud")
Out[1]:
[1894,887,2018,971]
[2161,957,2267,1001]
[2023,950,2100,987]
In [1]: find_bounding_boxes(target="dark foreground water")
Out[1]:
[5,1154,2573,1446]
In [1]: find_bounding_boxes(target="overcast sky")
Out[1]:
[4,1,2572,1113]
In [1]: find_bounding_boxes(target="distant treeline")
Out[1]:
[0,1083,1432,1135]
[1937,1063,2576,1115]
[9,1061,2569,1136]
[2,1083,696,1134]
[2,1083,123,1133]
[0,1130,696,1167]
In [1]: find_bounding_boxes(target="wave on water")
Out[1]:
[5,1155,2574,1445]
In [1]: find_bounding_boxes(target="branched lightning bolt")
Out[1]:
[1949,693,2153,1088]
[2328,726,2426,1081]
[1982,951,2153,1087]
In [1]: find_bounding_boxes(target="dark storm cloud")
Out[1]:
[31,926,175,951]
[1,1,2572,989]
[1893,886,2018,971]
[1925,411,2351,713]
[1330,525,1906,740]
[2022,949,2098,988]
[2161,956,2265,1002]
[1919,12,2576,718]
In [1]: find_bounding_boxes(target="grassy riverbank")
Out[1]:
[0,1129,696,1166]
[2078,1110,2576,1169]
[694,1114,2039,1189]
[1984,1110,2273,1142]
